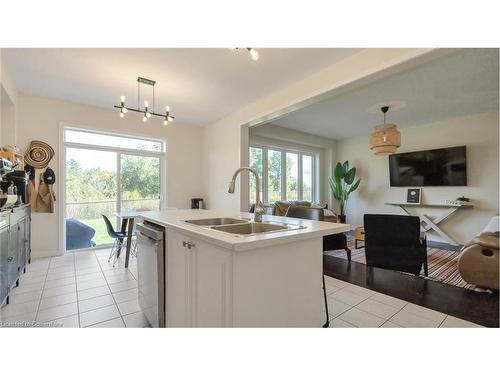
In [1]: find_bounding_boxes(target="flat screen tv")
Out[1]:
[389,146,467,187]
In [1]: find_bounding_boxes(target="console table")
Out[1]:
[385,202,473,245]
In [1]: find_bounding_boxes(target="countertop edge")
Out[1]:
[139,211,350,251]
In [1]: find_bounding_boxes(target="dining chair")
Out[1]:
[102,214,133,267]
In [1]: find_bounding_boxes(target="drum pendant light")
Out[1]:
[369,106,401,155]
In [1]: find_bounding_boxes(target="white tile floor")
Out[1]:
[1,249,483,328]
[324,276,483,328]
[0,248,149,328]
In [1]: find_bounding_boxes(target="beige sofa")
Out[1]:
[458,216,499,290]
[250,200,338,222]
[271,201,338,222]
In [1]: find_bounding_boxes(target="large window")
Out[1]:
[249,147,263,204]
[267,149,282,202]
[64,127,165,251]
[249,145,316,205]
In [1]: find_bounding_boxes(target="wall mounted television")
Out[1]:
[389,146,467,187]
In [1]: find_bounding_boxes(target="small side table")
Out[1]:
[385,202,473,245]
[354,226,365,249]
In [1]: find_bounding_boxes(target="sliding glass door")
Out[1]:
[120,154,161,212]
[66,148,118,249]
[64,127,165,251]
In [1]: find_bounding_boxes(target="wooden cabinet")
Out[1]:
[166,228,232,327]
[0,205,31,306]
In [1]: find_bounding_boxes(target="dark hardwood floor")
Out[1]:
[324,255,499,327]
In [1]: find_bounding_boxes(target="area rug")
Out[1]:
[325,236,481,291]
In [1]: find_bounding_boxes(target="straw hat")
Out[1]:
[24,141,54,169]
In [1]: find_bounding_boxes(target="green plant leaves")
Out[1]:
[329,161,361,216]
[342,161,349,174]
[348,178,361,194]
[344,167,356,184]
[334,162,344,180]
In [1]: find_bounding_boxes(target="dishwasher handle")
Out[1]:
[136,222,164,240]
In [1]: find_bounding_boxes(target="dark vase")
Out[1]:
[338,214,346,223]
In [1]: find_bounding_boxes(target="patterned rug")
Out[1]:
[325,236,480,291]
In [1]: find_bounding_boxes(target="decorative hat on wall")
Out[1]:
[24,141,55,169]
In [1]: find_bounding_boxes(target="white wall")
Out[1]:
[249,123,336,206]
[202,119,242,210]
[0,50,19,146]
[17,94,204,257]
[336,112,499,244]
[202,49,440,211]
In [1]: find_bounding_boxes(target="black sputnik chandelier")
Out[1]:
[115,77,175,126]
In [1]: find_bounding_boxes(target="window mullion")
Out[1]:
[116,152,122,229]
[281,151,286,201]
[298,153,303,200]
[263,147,268,204]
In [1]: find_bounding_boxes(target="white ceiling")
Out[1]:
[2,48,361,126]
[271,49,499,139]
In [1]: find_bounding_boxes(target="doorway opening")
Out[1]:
[62,127,166,252]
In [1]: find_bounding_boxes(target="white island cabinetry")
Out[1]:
[139,209,350,328]
[166,228,232,327]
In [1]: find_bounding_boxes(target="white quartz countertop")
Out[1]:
[139,209,350,251]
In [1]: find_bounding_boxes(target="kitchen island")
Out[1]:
[137,209,349,328]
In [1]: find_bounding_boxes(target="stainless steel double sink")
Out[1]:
[184,217,305,236]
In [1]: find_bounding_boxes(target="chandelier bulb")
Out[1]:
[116,77,174,126]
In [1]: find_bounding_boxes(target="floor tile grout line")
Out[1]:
[436,313,449,327]
[329,276,446,327]
[328,289,376,326]
[36,254,77,325]
[329,277,411,327]
[385,304,447,328]
[73,251,81,328]
[355,292,410,324]
[33,257,52,323]
[377,302,409,327]
[94,247,127,328]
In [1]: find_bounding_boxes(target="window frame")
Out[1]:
[249,144,316,204]
[63,126,166,156]
[60,124,167,254]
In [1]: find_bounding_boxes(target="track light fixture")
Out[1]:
[114,77,175,125]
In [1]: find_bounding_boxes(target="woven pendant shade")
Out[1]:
[370,123,401,155]
[370,106,401,155]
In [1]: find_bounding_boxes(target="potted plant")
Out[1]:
[329,161,361,223]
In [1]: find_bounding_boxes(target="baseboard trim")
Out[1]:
[32,250,63,259]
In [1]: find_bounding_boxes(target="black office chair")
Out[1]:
[364,214,428,276]
[284,206,330,328]
[102,214,130,267]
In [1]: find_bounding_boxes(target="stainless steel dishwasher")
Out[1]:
[136,221,165,328]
